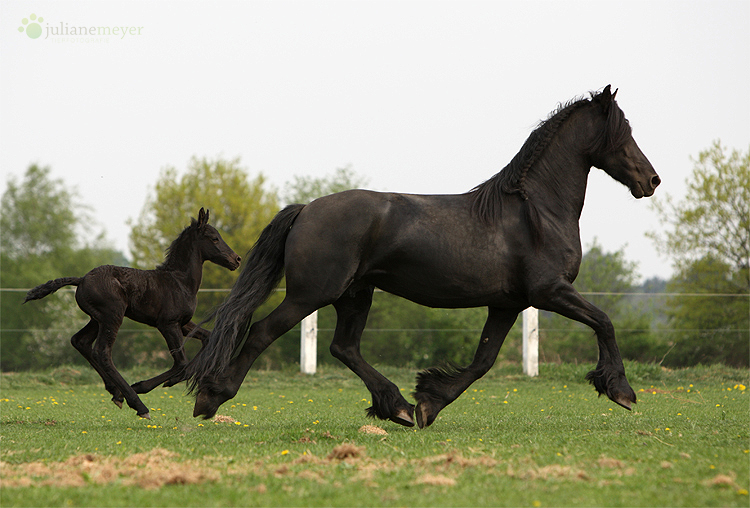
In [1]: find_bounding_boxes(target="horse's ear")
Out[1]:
[197,208,207,228]
[595,85,613,113]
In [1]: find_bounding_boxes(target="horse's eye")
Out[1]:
[212,237,220,244]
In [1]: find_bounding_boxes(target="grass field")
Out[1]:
[1,362,748,507]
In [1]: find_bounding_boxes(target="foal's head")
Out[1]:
[192,208,241,270]
[585,85,661,198]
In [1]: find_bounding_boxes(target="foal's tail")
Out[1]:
[23,277,82,303]
[186,204,306,392]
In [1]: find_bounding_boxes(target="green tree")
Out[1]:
[282,165,369,205]
[649,142,749,367]
[1,165,122,371]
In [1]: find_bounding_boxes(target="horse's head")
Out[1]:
[587,86,661,198]
[195,208,241,270]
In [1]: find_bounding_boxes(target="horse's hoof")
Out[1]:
[415,401,437,429]
[138,412,151,420]
[614,394,635,411]
[389,406,415,427]
[112,399,123,409]
[193,391,219,420]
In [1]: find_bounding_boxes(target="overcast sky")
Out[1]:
[2,0,748,283]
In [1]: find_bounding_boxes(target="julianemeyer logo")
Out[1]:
[17,13,143,41]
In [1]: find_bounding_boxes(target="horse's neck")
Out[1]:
[525,127,591,224]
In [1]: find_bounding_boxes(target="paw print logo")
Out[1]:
[18,14,44,39]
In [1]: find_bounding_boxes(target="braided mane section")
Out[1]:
[469,96,591,223]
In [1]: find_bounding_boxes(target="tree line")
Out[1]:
[1,142,747,372]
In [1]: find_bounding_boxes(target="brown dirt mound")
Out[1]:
[1,448,218,489]
[358,424,388,436]
[327,443,365,460]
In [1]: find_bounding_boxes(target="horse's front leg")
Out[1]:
[414,307,520,428]
[532,281,636,410]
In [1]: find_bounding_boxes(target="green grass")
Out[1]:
[1,362,748,507]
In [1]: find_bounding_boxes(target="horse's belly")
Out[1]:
[364,267,523,309]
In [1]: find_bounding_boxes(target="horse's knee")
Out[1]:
[329,342,350,363]
[70,335,87,354]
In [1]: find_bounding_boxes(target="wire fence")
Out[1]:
[2,288,748,337]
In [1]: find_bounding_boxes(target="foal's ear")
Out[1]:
[197,207,209,228]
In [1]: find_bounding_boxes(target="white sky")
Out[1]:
[1,0,748,283]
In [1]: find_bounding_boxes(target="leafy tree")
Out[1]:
[1,165,122,371]
[649,142,749,367]
[282,165,369,205]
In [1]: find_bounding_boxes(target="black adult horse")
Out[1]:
[25,208,241,419]
[188,86,660,428]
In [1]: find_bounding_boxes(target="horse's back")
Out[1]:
[284,190,530,308]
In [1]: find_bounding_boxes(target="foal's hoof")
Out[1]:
[112,398,123,409]
[162,375,184,388]
[389,406,415,427]
[138,412,151,420]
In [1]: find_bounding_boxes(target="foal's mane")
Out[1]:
[469,88,631,225]
[157,219,201,271]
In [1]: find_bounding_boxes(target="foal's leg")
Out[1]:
[193,298,318,419]
[532,281,636,410]
[70,319,123,404]
[414,307,520,428]
[131,323,189,392]
[182,321,210,343]
[329,287,415,427]
[91,310,151,418]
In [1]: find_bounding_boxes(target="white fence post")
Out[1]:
[522,307,539,377]
[300,310,318,374]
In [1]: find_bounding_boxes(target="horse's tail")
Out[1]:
[23,277,82,303]
[186,204,306,392]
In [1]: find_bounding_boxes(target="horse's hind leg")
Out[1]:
[414,307,520,428]
[330,287,415,427]
[193,298,319,419]
[70,319,123,405]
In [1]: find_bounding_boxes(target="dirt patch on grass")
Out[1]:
[416,473,457,486]
[211,414,237,424]
[358,424,387,436]
[327,443,365,460]
[1,448,219,489]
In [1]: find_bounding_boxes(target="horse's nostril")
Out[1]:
[651,175,661,188]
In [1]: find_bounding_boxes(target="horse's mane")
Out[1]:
[157,219,199,271]
[468,88,632,226]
